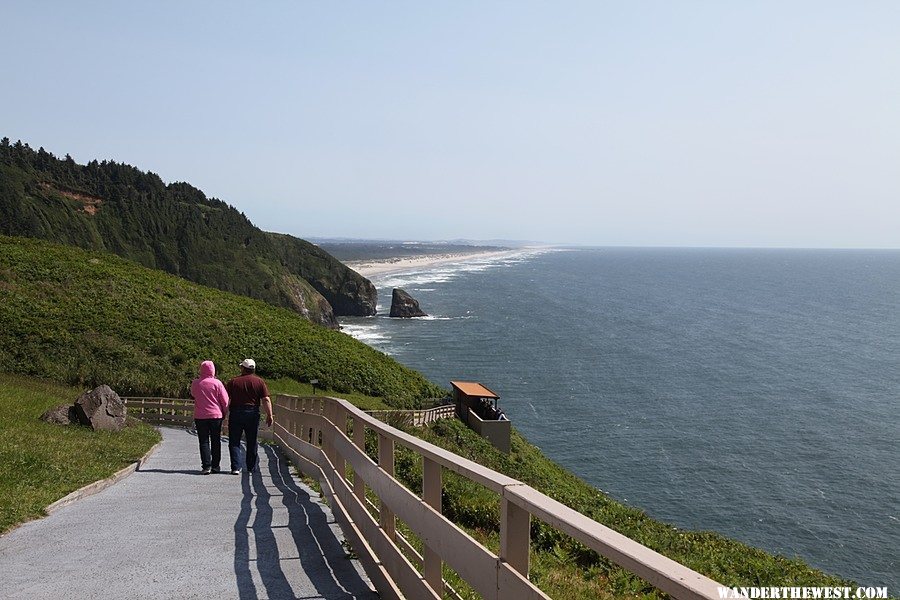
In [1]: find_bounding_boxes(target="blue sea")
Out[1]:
[341,248,899,588]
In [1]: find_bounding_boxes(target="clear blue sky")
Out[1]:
[3,1,899,247]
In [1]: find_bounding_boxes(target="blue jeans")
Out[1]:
[195,418,223,470]
[229,409,260,472]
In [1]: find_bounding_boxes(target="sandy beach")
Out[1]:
[345,248,535,278]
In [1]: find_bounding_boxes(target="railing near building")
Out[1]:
[122,397,457,436]
[366,403,456,427]
[271,394,726,600]
[123,394,728,599]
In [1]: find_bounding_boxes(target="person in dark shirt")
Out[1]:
[225,358,273,474]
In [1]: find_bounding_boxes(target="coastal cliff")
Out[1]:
[267,232,377,316]
[0,139,376,325]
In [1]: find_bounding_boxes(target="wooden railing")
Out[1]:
[122,397,196,428]
[272,395,727,600]
[366,403,456,427]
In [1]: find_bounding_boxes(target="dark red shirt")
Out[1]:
[226,374,269,409]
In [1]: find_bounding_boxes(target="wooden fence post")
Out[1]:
[423,457,443,594]
[332,402,346,483]
[500,496,530,578]
[353,416,366,504]
[322,401,339,478]
[378,433,396,540]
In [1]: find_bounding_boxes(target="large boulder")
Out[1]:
[389,288,427,318]
[41,403,78,425]
[74,385,127,431]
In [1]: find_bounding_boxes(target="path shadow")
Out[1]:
[235,472,258,600]
[135,468,205,476]
[233,445,376,599]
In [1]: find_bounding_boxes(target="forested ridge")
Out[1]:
[0,138,376,326]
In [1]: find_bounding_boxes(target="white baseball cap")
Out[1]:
[239,358,256,370]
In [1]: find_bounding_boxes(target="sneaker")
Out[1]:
[230,469,241,475]
[211,468,220,474]
[201,467,212,475]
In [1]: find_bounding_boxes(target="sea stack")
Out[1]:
[389,288,427,318]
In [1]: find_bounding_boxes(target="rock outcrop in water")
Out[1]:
[389,288,427,318]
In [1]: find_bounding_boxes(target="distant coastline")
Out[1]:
[346,248,543,278]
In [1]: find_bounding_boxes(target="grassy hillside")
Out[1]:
[0,139,377,326]
[0,374,161,533]
[0,236,442,407]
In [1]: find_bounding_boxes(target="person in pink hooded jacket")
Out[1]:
[190,361,230,474]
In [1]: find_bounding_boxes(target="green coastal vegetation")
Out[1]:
[0,234,853,597]
[0,235,439,405]
[0,375,161,533]
[0,139,376,327]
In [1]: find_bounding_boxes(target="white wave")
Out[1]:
[380,272,455,288]
[417,315,473,321]
[340,324,389,344]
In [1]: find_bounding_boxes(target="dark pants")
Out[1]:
[229,409,260,472]
[195,418,223,470]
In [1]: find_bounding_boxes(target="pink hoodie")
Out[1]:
[190,361,229,419]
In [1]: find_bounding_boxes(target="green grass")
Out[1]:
[0,374,161,533]
[267,377,391,410]
[0,235,443,408]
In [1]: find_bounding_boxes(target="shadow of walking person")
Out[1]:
[262,445,377,599]
[234,472,258,600]
[252,466,299,599]
[233,444,377,599]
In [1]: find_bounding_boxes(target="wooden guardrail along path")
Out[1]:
[366,403,456,427]
[122,397,196,428]
[124,394,728,599]
[122,397,458,433]
[270,395,727,600]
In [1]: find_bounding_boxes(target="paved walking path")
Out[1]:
[0,428,377,600]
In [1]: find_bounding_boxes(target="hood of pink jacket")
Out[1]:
[199,360,216,378]
[191,361,228,419]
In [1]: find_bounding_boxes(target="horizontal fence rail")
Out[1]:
[366,403,456,427]
[271,395,729,600]
[122,397,196,428]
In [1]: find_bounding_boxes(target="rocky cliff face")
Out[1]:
[267,233,377,316]
[280,273,338,328]
[389,288,427,318]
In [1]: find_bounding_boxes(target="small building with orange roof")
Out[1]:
[450,381,510,453]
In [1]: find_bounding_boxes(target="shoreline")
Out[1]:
[345,247,546,279]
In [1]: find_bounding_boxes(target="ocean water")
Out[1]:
[341,248,900,588]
